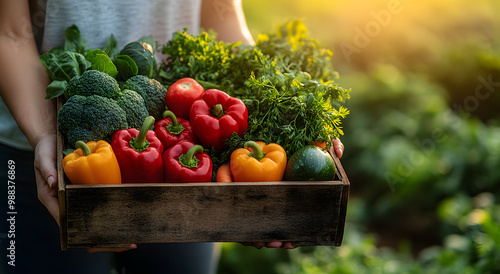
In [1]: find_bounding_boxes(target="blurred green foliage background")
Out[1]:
[216,0,500,273]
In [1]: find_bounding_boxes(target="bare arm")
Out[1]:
[0,0,59,223]
[200,0,255,45]
[0,0,54,147]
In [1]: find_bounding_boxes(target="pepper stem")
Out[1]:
[244,141,265,161]
[75,141,91,156]
[212,104,224,118]
[132,116,155,152]
[179,145,203,168]
[163,110,185,135]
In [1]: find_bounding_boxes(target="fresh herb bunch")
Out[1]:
[256,20,339,82]
[232,51,350,159]
[159,28,241,89]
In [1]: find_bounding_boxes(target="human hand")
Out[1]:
[34,134,60,225]
[332,138,344,159]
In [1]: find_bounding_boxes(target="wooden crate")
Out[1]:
[56,101,350,250]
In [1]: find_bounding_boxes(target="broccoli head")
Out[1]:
[64,70,122,99]
[114,89,149,129]
[122,75,166,121]
[58,94,128,147]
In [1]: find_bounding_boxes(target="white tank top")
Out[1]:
[40,0,202,53]
[0,0,202,150]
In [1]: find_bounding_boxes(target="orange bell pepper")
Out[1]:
[230,141,287,182]
[62,140,122,185]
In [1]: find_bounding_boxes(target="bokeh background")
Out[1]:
[217,0,500,273]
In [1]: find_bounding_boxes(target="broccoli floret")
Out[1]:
[114,89,149,129]
[122,75,166,121]
[58,95,128,147]
[64,70,122,99]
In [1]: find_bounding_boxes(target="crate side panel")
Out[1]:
[65,183,344,247]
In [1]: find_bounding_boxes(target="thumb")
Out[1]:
[34,135,58,188]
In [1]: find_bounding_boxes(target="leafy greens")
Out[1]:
[160,20,350,165]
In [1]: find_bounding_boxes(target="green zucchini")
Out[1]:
[284,145,336,181]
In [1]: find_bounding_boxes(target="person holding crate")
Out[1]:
[0,0,344,273]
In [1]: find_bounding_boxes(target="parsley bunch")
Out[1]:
[235,51,350,158]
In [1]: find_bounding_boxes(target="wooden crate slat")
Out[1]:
[64,181,346,248]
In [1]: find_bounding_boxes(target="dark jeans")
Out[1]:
[0,143,218,274]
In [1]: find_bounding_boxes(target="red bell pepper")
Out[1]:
[165,77,205,119]
[111,116,164,183]
[189,89,248,150]
[163,141,213,183]
[154,110,198,151]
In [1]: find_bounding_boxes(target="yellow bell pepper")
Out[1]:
[230,141,287,182]
[62,140,122,185]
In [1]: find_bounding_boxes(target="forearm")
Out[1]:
[201,0,255,45]
[0,2,55,149]
[0,38,54,149]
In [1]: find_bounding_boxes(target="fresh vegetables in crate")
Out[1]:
[43,20,350,184]
[42,21,351,250]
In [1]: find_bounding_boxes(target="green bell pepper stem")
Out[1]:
[132,116,155,151]
[75,141,92,156]
[179,145,203,168]
[244,141,265,161]
[163,110,184,135]
[212,104,224,118]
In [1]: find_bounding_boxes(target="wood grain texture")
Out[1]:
[64,181,347,248]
